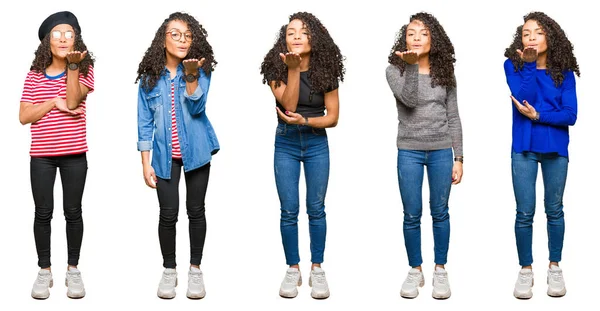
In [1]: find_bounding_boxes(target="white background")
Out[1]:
[1,0,598,310]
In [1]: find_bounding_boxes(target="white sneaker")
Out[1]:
[157,268,178,299]
[65,267,86,298]
[31,269,53,299]
[309,267,330,299]
[400,268,424,298]
[432,267,451,299]
[547,265,566,297]
[279,267,302,298]
[514,268,534,299]
[187,267,206,299]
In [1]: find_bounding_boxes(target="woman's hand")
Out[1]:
[143,164,157,189]
[511,95,538,120]
[54,97,83,115]
[276,107,304,125]
[395,50,419,65]
[279,52,302,70]
[183,58,206,75]
[452,161,463,185]
[516,47,537,63]
[66,51,87,64]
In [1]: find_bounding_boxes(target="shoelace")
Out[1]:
[405,272,421,285]
[312,272,326,285]
[285,272,299,284]
[189,272,203,284]
[162,273,176,285]
[68,272,82,285]
[434,272,448,285]
[36,274,51,285]
[518,273,533,285]
[549,270,563,282]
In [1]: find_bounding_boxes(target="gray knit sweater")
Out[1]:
[385,64,463,157]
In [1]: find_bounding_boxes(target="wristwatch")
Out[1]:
[68,62,79,70]
[185,73,198,83]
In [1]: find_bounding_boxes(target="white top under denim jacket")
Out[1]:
[137,63,220,179]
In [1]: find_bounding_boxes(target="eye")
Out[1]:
[64,31,74,39]
[185,33,193,40]
[51,31,61,39]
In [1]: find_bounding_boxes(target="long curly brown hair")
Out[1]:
[504,11,580,86]
[260,12,345,92]
[30,28,94,77]
[388,12,456,88]
[136,12,217,92]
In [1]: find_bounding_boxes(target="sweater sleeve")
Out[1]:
[538,71,577,126]
[504,59,537,104]
[386,64,419,108]
[446,86,463,157]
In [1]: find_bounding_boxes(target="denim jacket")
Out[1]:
[137,64,219,179]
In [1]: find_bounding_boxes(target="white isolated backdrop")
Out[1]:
[0,0,597,310]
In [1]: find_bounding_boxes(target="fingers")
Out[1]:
[279,53,286,63]
[275,107,289,121]
[198,57,206,67]
[395,51,402,57]
[145,173,157,189]
[452,166,463,185]
[516,49,523,58]
[510,95,522,106]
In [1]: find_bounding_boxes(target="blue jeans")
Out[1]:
[274,123,329,265]
[397,148,453,267]
[512,151,568,266]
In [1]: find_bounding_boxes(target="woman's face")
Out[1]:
[521,19,547,55]
[405,20,431,55]
[164,20,192,61]
[286,19,311,55]
[49,24,75,59]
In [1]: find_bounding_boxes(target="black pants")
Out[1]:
[31,153,87,268]
[157,159,210,268]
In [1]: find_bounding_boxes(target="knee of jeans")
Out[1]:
[306,205,326,220]
[403,212,422,226]
[431,207,449,222]
[159,207,179,225]
[515,210,535,225]
[545,203,564,220]
[63,205,83,222]
[186,204,206,220]
[280,207,299,224]
[35,207,53,224]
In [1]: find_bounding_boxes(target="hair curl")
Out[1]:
[260,12,345,92]
[30,28,94,77]
[504,11,580,86]
[387,12,456,88]
[136,12,216,91]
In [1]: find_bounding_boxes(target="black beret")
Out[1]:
[38,11,81,41]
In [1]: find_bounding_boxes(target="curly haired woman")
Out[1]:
[385,12,463,300]
[136,12,219,299]
[260,12,344,299]
[19,11,94,300]
[504,12,579,299]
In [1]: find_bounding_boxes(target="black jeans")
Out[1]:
[157,159,210,268]
[31,153,87,268]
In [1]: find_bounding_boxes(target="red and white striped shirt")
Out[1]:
[170,80,182,159]
[20,67,94,157]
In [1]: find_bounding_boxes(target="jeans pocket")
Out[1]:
[276,124,287,136]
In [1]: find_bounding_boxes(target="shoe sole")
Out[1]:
[187,290,206,299]
[432,289,451,300]
[279,275,301,298]
[400,278,424,299]
[65,278,85,299]
[547,288,566,297]
[308,277,330,299]
[31,279,53,300]
[158,278,178,299]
